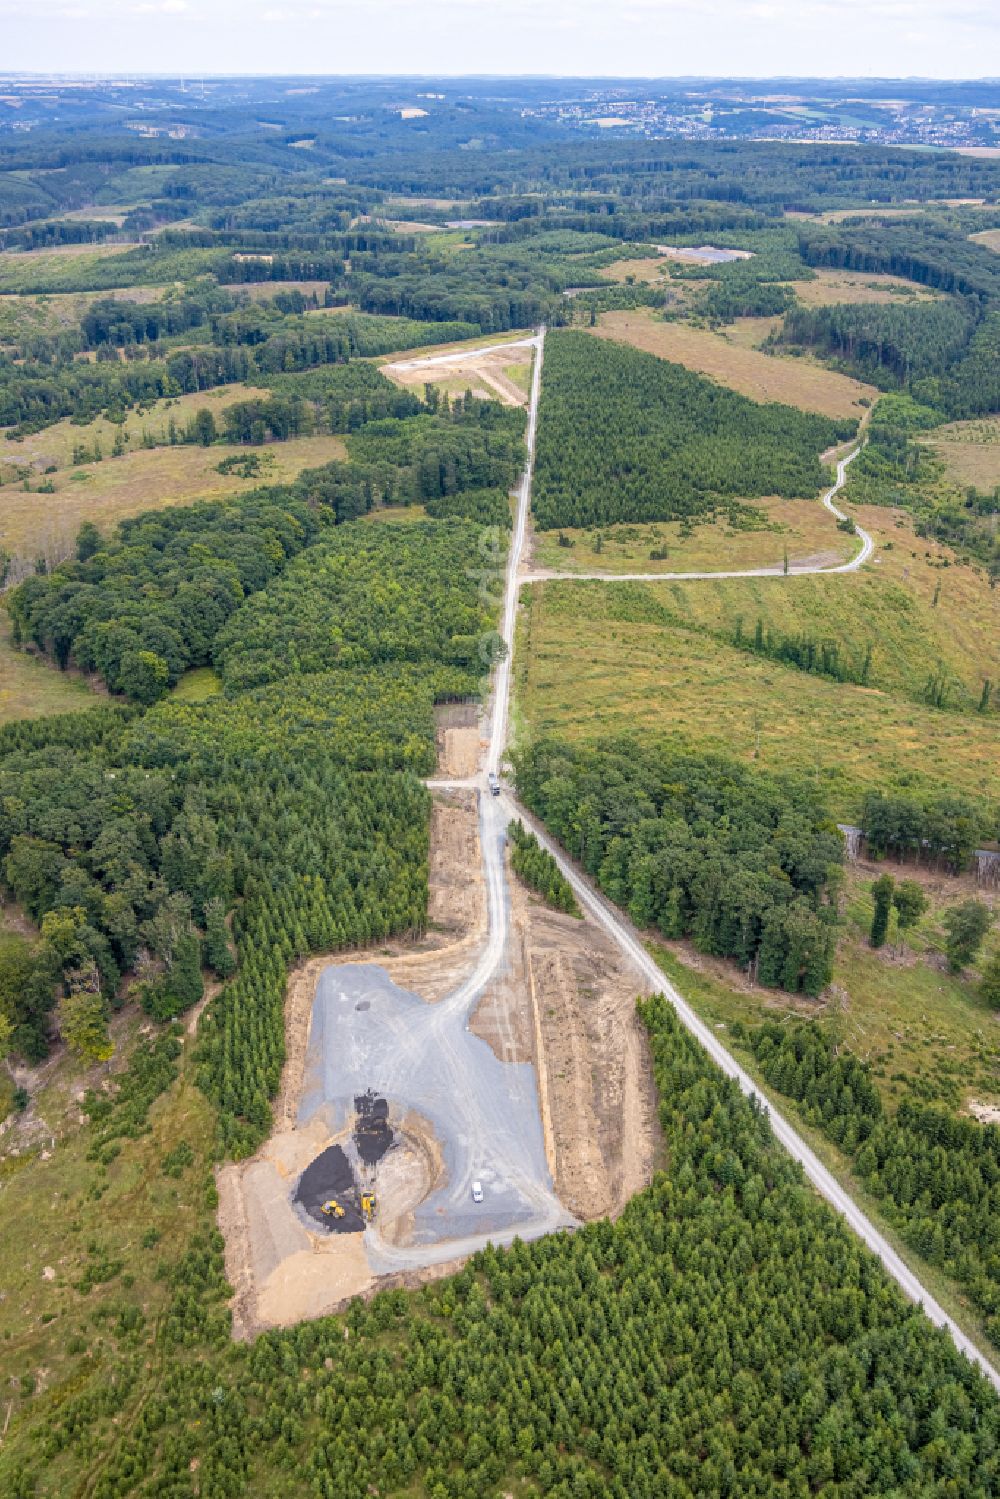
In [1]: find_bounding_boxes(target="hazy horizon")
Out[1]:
[2,0,997,82]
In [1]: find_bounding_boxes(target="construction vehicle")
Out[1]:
[361,1191,377,1223]
[320,1199,345,1219]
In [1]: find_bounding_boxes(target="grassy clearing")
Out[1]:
[597,255,674,285]
[515,578,1000,820]
[170,667,223,702]
[791,268,943,305]
[362,503,428,524]
[589,308,875,419]
[835,869,999,1098]
[529,495,856,575]
[0,1019,217,1446]
[0,242,141,292]
[970,228,1000,254]
[920,415,1000,489]
[718,313,786,349]
[649,866,999,1114]
[0,413,348,557]
[816,208,936,223]
[0,613,99,724]
[530,505,1000,706]
[503,359,533,395]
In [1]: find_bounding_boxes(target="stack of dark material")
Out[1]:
[294,1145,364,1232]
[354,1089,393,1167]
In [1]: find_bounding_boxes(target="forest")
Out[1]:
[1,511,498,1150]
[742,1020,1000,1348]
[515,737,843,996]
[6,999,1000,1498]
[6,391,523,699]
[772,221,1000,419]
[860,789,995,869]
[777,299,975,391]
[213,522,500,693]
[508,820,581,917]
[532,331,853,529]
[6,491,326,698]
[0,308,483,435]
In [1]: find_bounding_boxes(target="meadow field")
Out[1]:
[533,507,999,705]
[789,267,944,306]
[515,574,1000,820]
[0,614,99,724]
[529,494,857,574]
[588,307,875,418]
[0,389,348,557]
[920,415,1000,489]
[970,228,1000,254]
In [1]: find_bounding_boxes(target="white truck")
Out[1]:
[487,772,500,797]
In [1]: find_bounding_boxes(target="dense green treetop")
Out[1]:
[532,330,853,529]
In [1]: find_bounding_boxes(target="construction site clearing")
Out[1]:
[381,339,533,407]
[217,711,660,1340]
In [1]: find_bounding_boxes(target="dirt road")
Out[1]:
[523,445,871,584]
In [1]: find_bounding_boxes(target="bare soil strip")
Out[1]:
[472,854,660,1223]
[382,341,533,408]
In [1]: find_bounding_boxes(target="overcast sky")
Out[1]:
[1,0,997,80]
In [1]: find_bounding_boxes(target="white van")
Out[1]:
[472,1180,484,1203]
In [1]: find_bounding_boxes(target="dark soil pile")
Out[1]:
[354,1089,393,1167]
[294,1145,363,1232]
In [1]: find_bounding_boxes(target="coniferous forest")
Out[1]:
[10,1001,1000,1498]
[532,332,853,530]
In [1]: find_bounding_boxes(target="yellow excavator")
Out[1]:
[321,1199,345,1219]
[361,1191,377,1224]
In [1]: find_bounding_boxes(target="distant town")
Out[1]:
[521,84,1000,151]
[0,74,998,152]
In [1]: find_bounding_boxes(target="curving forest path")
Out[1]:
[368,328,998,1390]
[523,444,871,584]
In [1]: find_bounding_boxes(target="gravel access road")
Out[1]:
[300,333,572,1271]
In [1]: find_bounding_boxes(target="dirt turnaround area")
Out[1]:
[382,340,532,407]
[219,733,658,1337]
